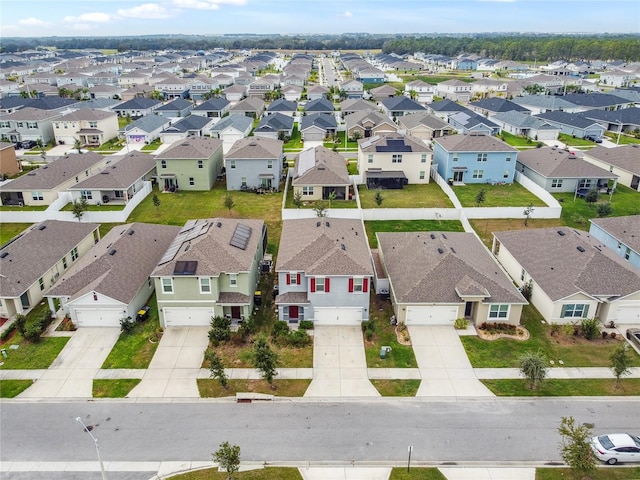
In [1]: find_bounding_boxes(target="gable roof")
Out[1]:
[304,98,334,112]
[435,133,517,152]
[340,98,378,113]
[229,96,265,113]
[584,145,640,175]
[377,231,526,304]
[293,146,350,186]
[209,114,253,133]
[428,99,471,113]
[193,97,230,111]
[344,110,397,131]
[156,137,222,159]
[47,223,180,304]
[492,110,559,130]
[381,96,426,112]
[535,111,604,129]
[449,111,500,131]
[122,114,171,134]
[512,95,574,111]
[70,151,156,189]
[469,98,529,113]
[161,114,212,133]
[561,93,630,108]
[276,218,373,276]
[517,147,615,179]
[155,98,193,112]
[266,98,297,113]
[590,216,640,254]
[113,97,161,110]
[358,133,430,154]
[1,106,61,121]
[398,112,450,131]
[51,108,116,122]
[581,107,640,125]
[494,227,640,301]
[0,220,99,297]
[226,136,283,159]
[300,112,337,131]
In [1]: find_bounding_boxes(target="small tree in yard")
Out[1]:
[610,343,631,389]
[475,188,486,207]
[523,204,534,226]
[313,200,327,217]
[73,138,83,154]
[584,188,599,204]
[253,335,278,386]
[212,441,241,480]
[152,194,161,215]
[374,190,384,206]
[223,194,235,215]
[71,199,88,222]
[293,190,303,208]
[205,349,228,389]
[558,416,596,480]
[596,202,613,217]
[519,350,548,390]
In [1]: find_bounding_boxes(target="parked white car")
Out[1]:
[591,433,640,464]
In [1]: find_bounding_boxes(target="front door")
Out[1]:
[289,305,299,320]
[464,302,473,318]
[231,306,241,319]
[20,292,30,310]
[453,171,464,182]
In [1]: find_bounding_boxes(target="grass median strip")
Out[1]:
[170,467,303,479]
[371,379,421,397]
[0,380,33,398]
[390,468,448,480]
[93,379,141,398]
[482,378,640,396]
[197,379,311,397]
[536,467,640,480]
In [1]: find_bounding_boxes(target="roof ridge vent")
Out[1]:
[577,246,586,252]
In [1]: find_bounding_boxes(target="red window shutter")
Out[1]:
[286,273,291,285]
[363,278,369,293]
[310,277,316,293]
[325,277,330,292]
[297,273,301,285]
[348,278,354,293]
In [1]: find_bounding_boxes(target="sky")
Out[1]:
[1,0,639,38]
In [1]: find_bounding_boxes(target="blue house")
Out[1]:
[433,133,518,184]
[589,216,640,270]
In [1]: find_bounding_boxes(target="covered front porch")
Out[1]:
[275,291,310,325]
[218,292,251,328]
[77,129,104,147]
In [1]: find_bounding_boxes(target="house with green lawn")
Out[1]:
[155,137,223,191]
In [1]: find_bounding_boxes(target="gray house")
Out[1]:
[159,114,215,144]
[154,98,194,118]
[225,136,284,191]
[589,216,640,270]
[209,114,253,153]
[492,111,560,141]
[253,113,294,140]
[535,111,606,140]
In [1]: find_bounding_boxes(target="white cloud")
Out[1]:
[171,0,246,9]
[18,17,50,27]
[343,10,353,17]
[63,12,112,23]
[116,3,173,19]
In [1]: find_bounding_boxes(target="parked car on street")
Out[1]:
[20,140,37,149]
[585,135,603,143]
[591,433,640,464]
[627,328,640,350]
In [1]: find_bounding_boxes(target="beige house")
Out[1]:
[493,227,640,325]
[582,145,640,192]
[292,146,351,201]
[0,142,20,177]
[397,112,453,141]
[344,110,398,141]
[0,221,100,320]
[377,231,526,326]
[52,109,119,147]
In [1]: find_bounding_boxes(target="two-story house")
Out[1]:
[437,79,473,103]
[152,218,267,327]
[0,142,21,177]
[111,97,161,118]
[225,136,283,191]
[0,107,61,145]
[191,97,231,123]
[155,137,223,191]
[52,109,119,147]
[275,218,373,326]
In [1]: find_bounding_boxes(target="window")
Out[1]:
[197,160,203,169]
[286,272,300,285]
[31,191,43,201]
[419,171,425,180]
[81,190,92,200]
[17,122,24,128]
[62,256,68,269]
[578,179,592,189]
[506,154,512,162]
[302,186,314,196]
[189,177,195,186]
[161,160,167,169]
[89,121,98,128]
[488,304,509,319]
[0,121,9,128]
[561,304,589,318]
[520,268,526,281]
[230,160,236,169]
[503,170,509,179]
[392,154,402,163]
[229,274,237,287]
[472,169,484,179]
[199,277,211,294]
[27,122,37,129]
[349,277,368,293]
[315,276,326,292]
[39,278,45,291]
[241,177,247,188]
[551,179,563,188]
[367,154,373,164]
[267,159,273,169]
[453,154,459,162]
[421,154,427,163]
[161,277,174,294]
[71,247,79,261]
[477,153,487,162]
[625,247,631,260]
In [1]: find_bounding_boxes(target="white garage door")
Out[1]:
[164,307,214,327]
[75,308,123,328]
[617,305,640,323]
[405,306,458,325]
[314,307,362,325]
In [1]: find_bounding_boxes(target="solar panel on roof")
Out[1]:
[230,223,252,250]
[174,260,198,275]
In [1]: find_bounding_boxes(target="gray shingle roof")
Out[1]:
[1,106,61,121]
[53,109,116,122]
[293,146,350,186]
[344,110,397,131]
[377,231,526,304]
[304,98,334,112]
[226,136,283,159]
[590,216,640,254]
[48,223,180,304]
[584,145,640,175]
[494,227,640,301]
[517,147,615,179]
[193,97,230,112]
[398,112,449,131]
[69,151,156,189]
[122,114,171,134]
[300,113,337,131]
[113,98,161,110]
[492,111,558,130]
[358,133,430,153]
[229,97,265,113]
[435,133,517,153]
[156,137,222,159]
[161,114,212,133]
[535,111,602,129]
[469,98,529,113]
[381,96,426,112]
[276,218,373,276]
[209,114,253,133]
[0,220,99,297]
[266,98,297,113]
[155,98,193,111]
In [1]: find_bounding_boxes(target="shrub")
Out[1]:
[298,320,314,330]
[120,316,135,334]
[584,188,599,203]
[581,318,600,340]
[453,318,469,330]
[479,322,516,334]
[209,316,231,345]
[14,314,27,336]
[287,329,311,347]
[271,320,290,339]
[550,323,561,336]
[0,324,16,341]
[24,322,43,343]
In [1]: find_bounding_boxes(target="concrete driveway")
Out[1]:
[304,326,379,397]
[19,328,120,398]
[127,327,209,398]
[408,326,494,398]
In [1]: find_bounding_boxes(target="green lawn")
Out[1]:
[453,182,547,207]
[604,132,640,145]
[371,379,421,396]
[460,305,640,368]
[500,131,538,147]
[93,379,141,397]
[390,468,448,480]
[536,467,640,480]
[0,380,33,398]
[482,378,640,396]
[558,133,598,147]
[347,161,358,175]
[365,220,465,248]
[284,186,358,209]
[169,467,303,480]
[0,223,31,246]
[60,202,125,212]
[101,294,161,369]
[197,379,311,397]
[358,184,453,209]
[554,184,640,229]
[141,139,162,151]
[0,333,69,369]
[283,126,303,150]
[0,205,48,211]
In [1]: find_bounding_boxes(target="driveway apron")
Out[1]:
[18,328,120,398]
[408,325,494,397]
[305,326,379,397]
[127,327,209,398]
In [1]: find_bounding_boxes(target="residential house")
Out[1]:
[491,111,560,141]
[582,145,640,191]
[0,142,20,177]
[468,98,529,117]
[154,98,194,118]
[469,79,509,99]
[516,147,617,193]
[159,114,215,144]
[560,93,632,112]
[358,133,432,189]
[228,97,265,118]
[67,151,156,205]
[275,218,373,325]
[282,85,303,102]
[248,77,278,98]
[433,133,517,184]
[225,136,283,191]
[222,84,247,103]
[0,107,61,145]
[397,112,453,141]
[0,220,99,320]
[0,152,107,206]
[304,98,334,115]
[368,85,398,102]
[154,77,192,99]
[306,85,330,101]
[404,80,437,104]
[208,114,253,153]
[581,108,640,135]
[380,97,426,119]
[600,71,636,88]
[339,99,378,118]
[339,80,364,99]
[437,79,473,102]
[265,98,297,117]
[46,223,180,327]
[493,227,640,325]
[111,98,161,118]
[589,216,640,270]
[292,146,351,201]
[377,231,526,326]
[511,95,575,115]
[188,76,222,101]
[155,137,223,191]
[253,112,294,140]
[52,109,119,147]
[355,67,385,84]
[191,97,231,123]
[344,110,398,140]
[152,218,267,327]
[448,111,501,136]
[120,115,171,146]
[300,113,338,143]
[535,111,606,140]
[427,99,472,122]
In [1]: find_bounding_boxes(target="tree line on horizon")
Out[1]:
[2,33,639,62]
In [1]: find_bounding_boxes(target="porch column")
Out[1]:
[47,297,57,316]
